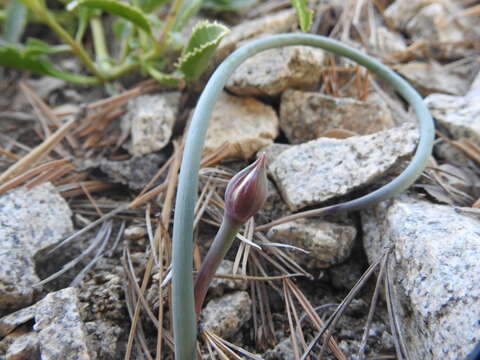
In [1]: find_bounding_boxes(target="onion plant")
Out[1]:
[171,33,434,359]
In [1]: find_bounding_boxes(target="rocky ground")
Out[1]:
[0,0,479,359]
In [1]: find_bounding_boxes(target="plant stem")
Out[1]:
[194,218,241,315]
[172,34,434,360]
[25,0,105,81]
[155,0,184,56]
[90,16,111,72]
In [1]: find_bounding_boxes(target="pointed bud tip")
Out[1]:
[224,154,269,225]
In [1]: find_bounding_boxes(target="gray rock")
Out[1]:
[385,0,478,59]
[5,332,39,360]
[204,92,278,159]
[0,304,36,337]
[216,9,297,61]
[267,218,356,268]
[279,90,394,143]
[209,260,247,296]
[0,182,73,254]
[257,179,290,224]
[269,125,418,211]
[362,195,480,359]
[35,288,91,360]
[369,26,407,58]
[1,288,91,360]
[0,183,73,311]
[201,291,252,339]
[264,338,295,360]
[425,75,480,146]
[397,62,469,97]
[257,143,291,166]
[83,320,122,360]
[0,250,39,311]
[226,46,325,96]
[122,92,181,156]
[100,152,167,190]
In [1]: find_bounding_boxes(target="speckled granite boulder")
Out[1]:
[122,92,181,156]
[204,92,278,159]
[279,90,394,143]
[362,195,480,359]
[226,46,325,97]
[268,125,418,211]
[0,183,73,312]
[267,218,356,268]
[201,291,252,339]
[0,288,91,360]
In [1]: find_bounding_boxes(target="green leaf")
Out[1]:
[290,0,313,32]
[0,43,98,84]
[202,0,257,12]
[3,0,28,43]
[176,21,229,81]
[24,38,70,56]
[172,0,203,32]
[145,65,180,86]
[138,0,168,13]
[67,0,152,34]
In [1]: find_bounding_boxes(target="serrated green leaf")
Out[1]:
[176,21,229,81]
[172,0,203,32]
[67,0,152,34]
[290,0,313,32]
[0,44,98,84]
[3,0,28,43]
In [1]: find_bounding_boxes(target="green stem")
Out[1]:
[155,0,184,56]
[24,0,105,81]
[171,34,434,360]
[193,218,241,315]
[90,16,110,72]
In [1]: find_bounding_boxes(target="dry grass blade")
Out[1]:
[286,279,346,360]
[385,253,411,360]
[122,247,160,328]
[0,147,20,161]
[36,221,112,286]
[0,159,70,195]
[59,180,114,198]
[19,81,78,149]
[202,330,231,360]
[451,139,480,164]
[0,115,75,184]
[283,279,301,360]
[301,252,385,360]
[69,220,113,286]
[25,163,75,189]
[357,253,388,359]
[207,331,263,360]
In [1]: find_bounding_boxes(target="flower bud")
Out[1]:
[224,153,268,225]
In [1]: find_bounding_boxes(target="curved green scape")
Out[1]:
[171,33,435,359]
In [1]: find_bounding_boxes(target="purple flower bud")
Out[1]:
[224,153,268,225]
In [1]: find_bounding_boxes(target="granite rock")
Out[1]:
[397,62,470,97]
[201,291,252,339]
[0,288,91,360]
[216,9,297,61]
[208,260,247,297]
[226,46,325,96]
[122,92,181,156]
[279,90,394,143]
[100,152,167,190]
[204,92,278,159]
[5,332,40,360]
[425,73,480,147]
[362,195,480,359]
[268,125,418,211]
[0,183,73,312]
[267,218,357,268]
